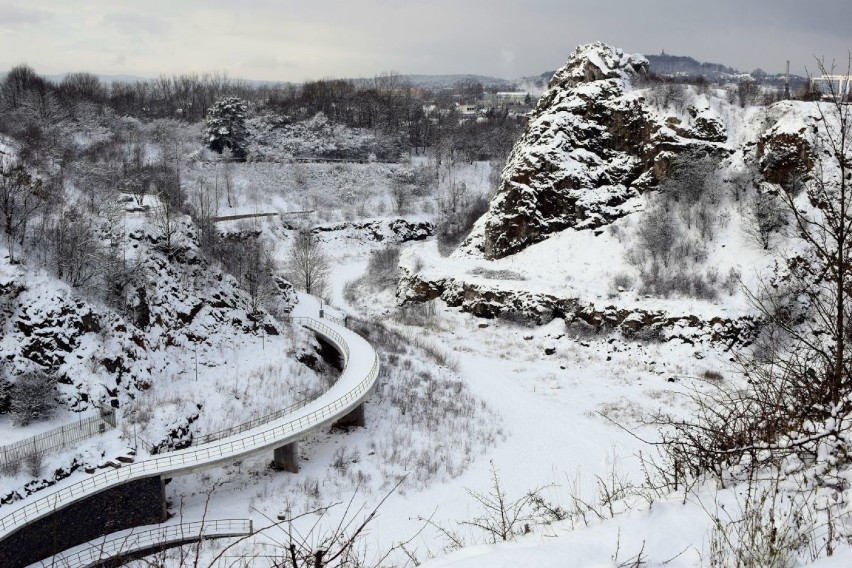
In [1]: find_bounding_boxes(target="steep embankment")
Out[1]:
[462,42,728,260]
[0,204,325,504]
[399,42,820,342]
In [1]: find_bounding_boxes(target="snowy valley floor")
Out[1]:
[121,234,798,568]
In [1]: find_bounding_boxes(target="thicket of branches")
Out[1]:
[650,57,852,486]
[0,64,524,167]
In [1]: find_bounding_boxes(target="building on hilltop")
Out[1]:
[810,75,852,99]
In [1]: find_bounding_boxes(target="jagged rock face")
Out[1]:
[311,218,433,244]
[466,42,731,260]
[397,267,757,347]
[0,279,151,411]
[757,102,817,188]
[472,44,651,259]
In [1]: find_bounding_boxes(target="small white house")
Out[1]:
[457,103,478,115]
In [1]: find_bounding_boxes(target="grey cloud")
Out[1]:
[2,0,849,82]
[0,6,52,28]
[239,56,298,71]
[102,11,170,37]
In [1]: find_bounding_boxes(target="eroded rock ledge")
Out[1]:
[398,268,758,348]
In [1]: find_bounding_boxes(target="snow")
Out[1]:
[112,223,752,566]
[0,292,379,538]
[4,45,852,568]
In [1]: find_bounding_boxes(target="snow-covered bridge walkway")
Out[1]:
[0,295,379,567]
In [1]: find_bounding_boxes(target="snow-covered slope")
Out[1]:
[0,201,326,505]
[400,42,825,335]
[462,42,729,260]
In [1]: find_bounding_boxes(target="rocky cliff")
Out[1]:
[399,42,823,334]
[462,42,735,260]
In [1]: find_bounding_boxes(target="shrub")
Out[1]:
[611,273,633,292]
[24,451,43,477]
[635,206,680,267]
[365,246,400,290]
[11,370,57,426]
[0,457,21,477]
[702,369,724,382]
[0,369,12,414]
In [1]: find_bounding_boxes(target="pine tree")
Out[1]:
[204,96,248,161]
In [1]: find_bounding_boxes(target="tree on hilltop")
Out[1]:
[204,96,248,161]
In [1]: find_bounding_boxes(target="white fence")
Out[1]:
[32,518,252,568]
[0,410,116,470]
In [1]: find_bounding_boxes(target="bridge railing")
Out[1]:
[0,316,379,539]
[171,316,350,449]
[34,518,252,568]
[0,410,116,471]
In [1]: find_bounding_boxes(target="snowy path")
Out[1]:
[0,294,378,553]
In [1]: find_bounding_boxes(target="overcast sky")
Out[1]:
[1,1,849,82]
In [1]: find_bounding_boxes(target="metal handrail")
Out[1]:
[32,518,252,568]
[168,317,350,450]
[0,315,379,540]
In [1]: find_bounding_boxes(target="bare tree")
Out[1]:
[49,205,101,288]
[746,185,788,250]
[242,239,277,316]
[193,179,219,254]
[769,56,852,410]
[150,193,182,257]
[286,229,329,296]
[651,55,852,481]
[0,161,43,264]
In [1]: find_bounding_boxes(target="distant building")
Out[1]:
[496,91,529,106]
[482,91,531,109]
[810,75,852,99]
[457,103,478,115]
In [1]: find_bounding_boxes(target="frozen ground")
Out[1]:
[127,220,743,567]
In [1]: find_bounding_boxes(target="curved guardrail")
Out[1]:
[31,518,252,568]
[166,316,350,450]
[0,312,379,546]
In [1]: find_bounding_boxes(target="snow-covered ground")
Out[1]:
[112,208,757,566]
[4,96,850,566]
[123,137,852,565]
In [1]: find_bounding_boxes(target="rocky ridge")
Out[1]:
[397,267,757,348]
[461,42,735,260]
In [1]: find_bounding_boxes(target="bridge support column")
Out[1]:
[273,441,299,473]
[334,403,365,428]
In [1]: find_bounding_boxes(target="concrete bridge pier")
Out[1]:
[272,441,299,473]
[334,403,365,428]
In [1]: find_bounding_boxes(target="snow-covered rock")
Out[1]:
[461,42,767,260]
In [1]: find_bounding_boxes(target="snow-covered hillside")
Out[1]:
[397,43,829,341]
[3,42,851,568]
[0,193,328,506]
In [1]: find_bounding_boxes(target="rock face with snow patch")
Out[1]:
[311,218,433,244]
[464,42,731,259]
[756,101,817,187]
[397,267,757,347]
